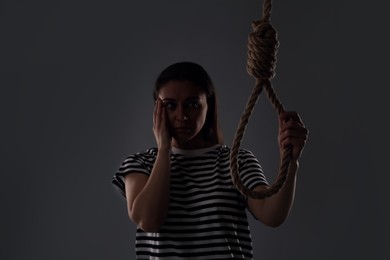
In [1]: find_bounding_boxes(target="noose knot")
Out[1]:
[246,20,279,81]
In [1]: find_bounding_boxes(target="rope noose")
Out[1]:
[230,0,293,199]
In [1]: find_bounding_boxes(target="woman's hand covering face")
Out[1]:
[153,98,172,150]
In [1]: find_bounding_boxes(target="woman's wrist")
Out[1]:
[158,144,171,154]
[289,159,299,167]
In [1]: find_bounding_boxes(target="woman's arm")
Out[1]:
[248,111,308,227]
[124,98,172,232]
[124,147,171,232]
[247,161,298,227]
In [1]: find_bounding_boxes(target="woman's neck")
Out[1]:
[172,137,216,150]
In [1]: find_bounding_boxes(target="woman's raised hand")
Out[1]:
[278,111,309,162]
[153,98,172,150]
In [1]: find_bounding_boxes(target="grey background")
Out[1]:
[1,0,389,259]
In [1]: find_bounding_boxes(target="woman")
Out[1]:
[112,61,308,259]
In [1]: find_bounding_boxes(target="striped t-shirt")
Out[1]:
[112,144,269,259]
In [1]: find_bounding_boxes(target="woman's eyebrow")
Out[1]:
[161,96,202,101]
[185,96,202,101]
[161,98,176,102]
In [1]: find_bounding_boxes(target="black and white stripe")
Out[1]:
[112,145,268,259]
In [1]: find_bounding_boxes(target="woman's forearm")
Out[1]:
[250,160,299,227]
[262,160,298,227]
[131,148,171,232]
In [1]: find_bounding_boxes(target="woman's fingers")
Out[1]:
[153,99,159,128]
[153,99,171,148]
[279,123,308,144]
[278,111,309,160]
[279,111,304,127]
[154,99,163,130]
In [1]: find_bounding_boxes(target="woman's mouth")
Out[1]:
[174,127,191,133]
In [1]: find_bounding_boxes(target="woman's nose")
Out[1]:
[175,105,188,121]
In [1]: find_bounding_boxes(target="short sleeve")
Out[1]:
[238,148,269,190]
[111,148,157,198]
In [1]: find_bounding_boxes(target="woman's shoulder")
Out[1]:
[123,147,158,162]
[142,147,158,155]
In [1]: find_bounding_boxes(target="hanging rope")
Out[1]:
[230,0,292,199]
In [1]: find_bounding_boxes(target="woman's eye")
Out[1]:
[163,102,176,109]
[188,102,199,109]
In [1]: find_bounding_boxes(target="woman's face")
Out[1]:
[157,80,209,149]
